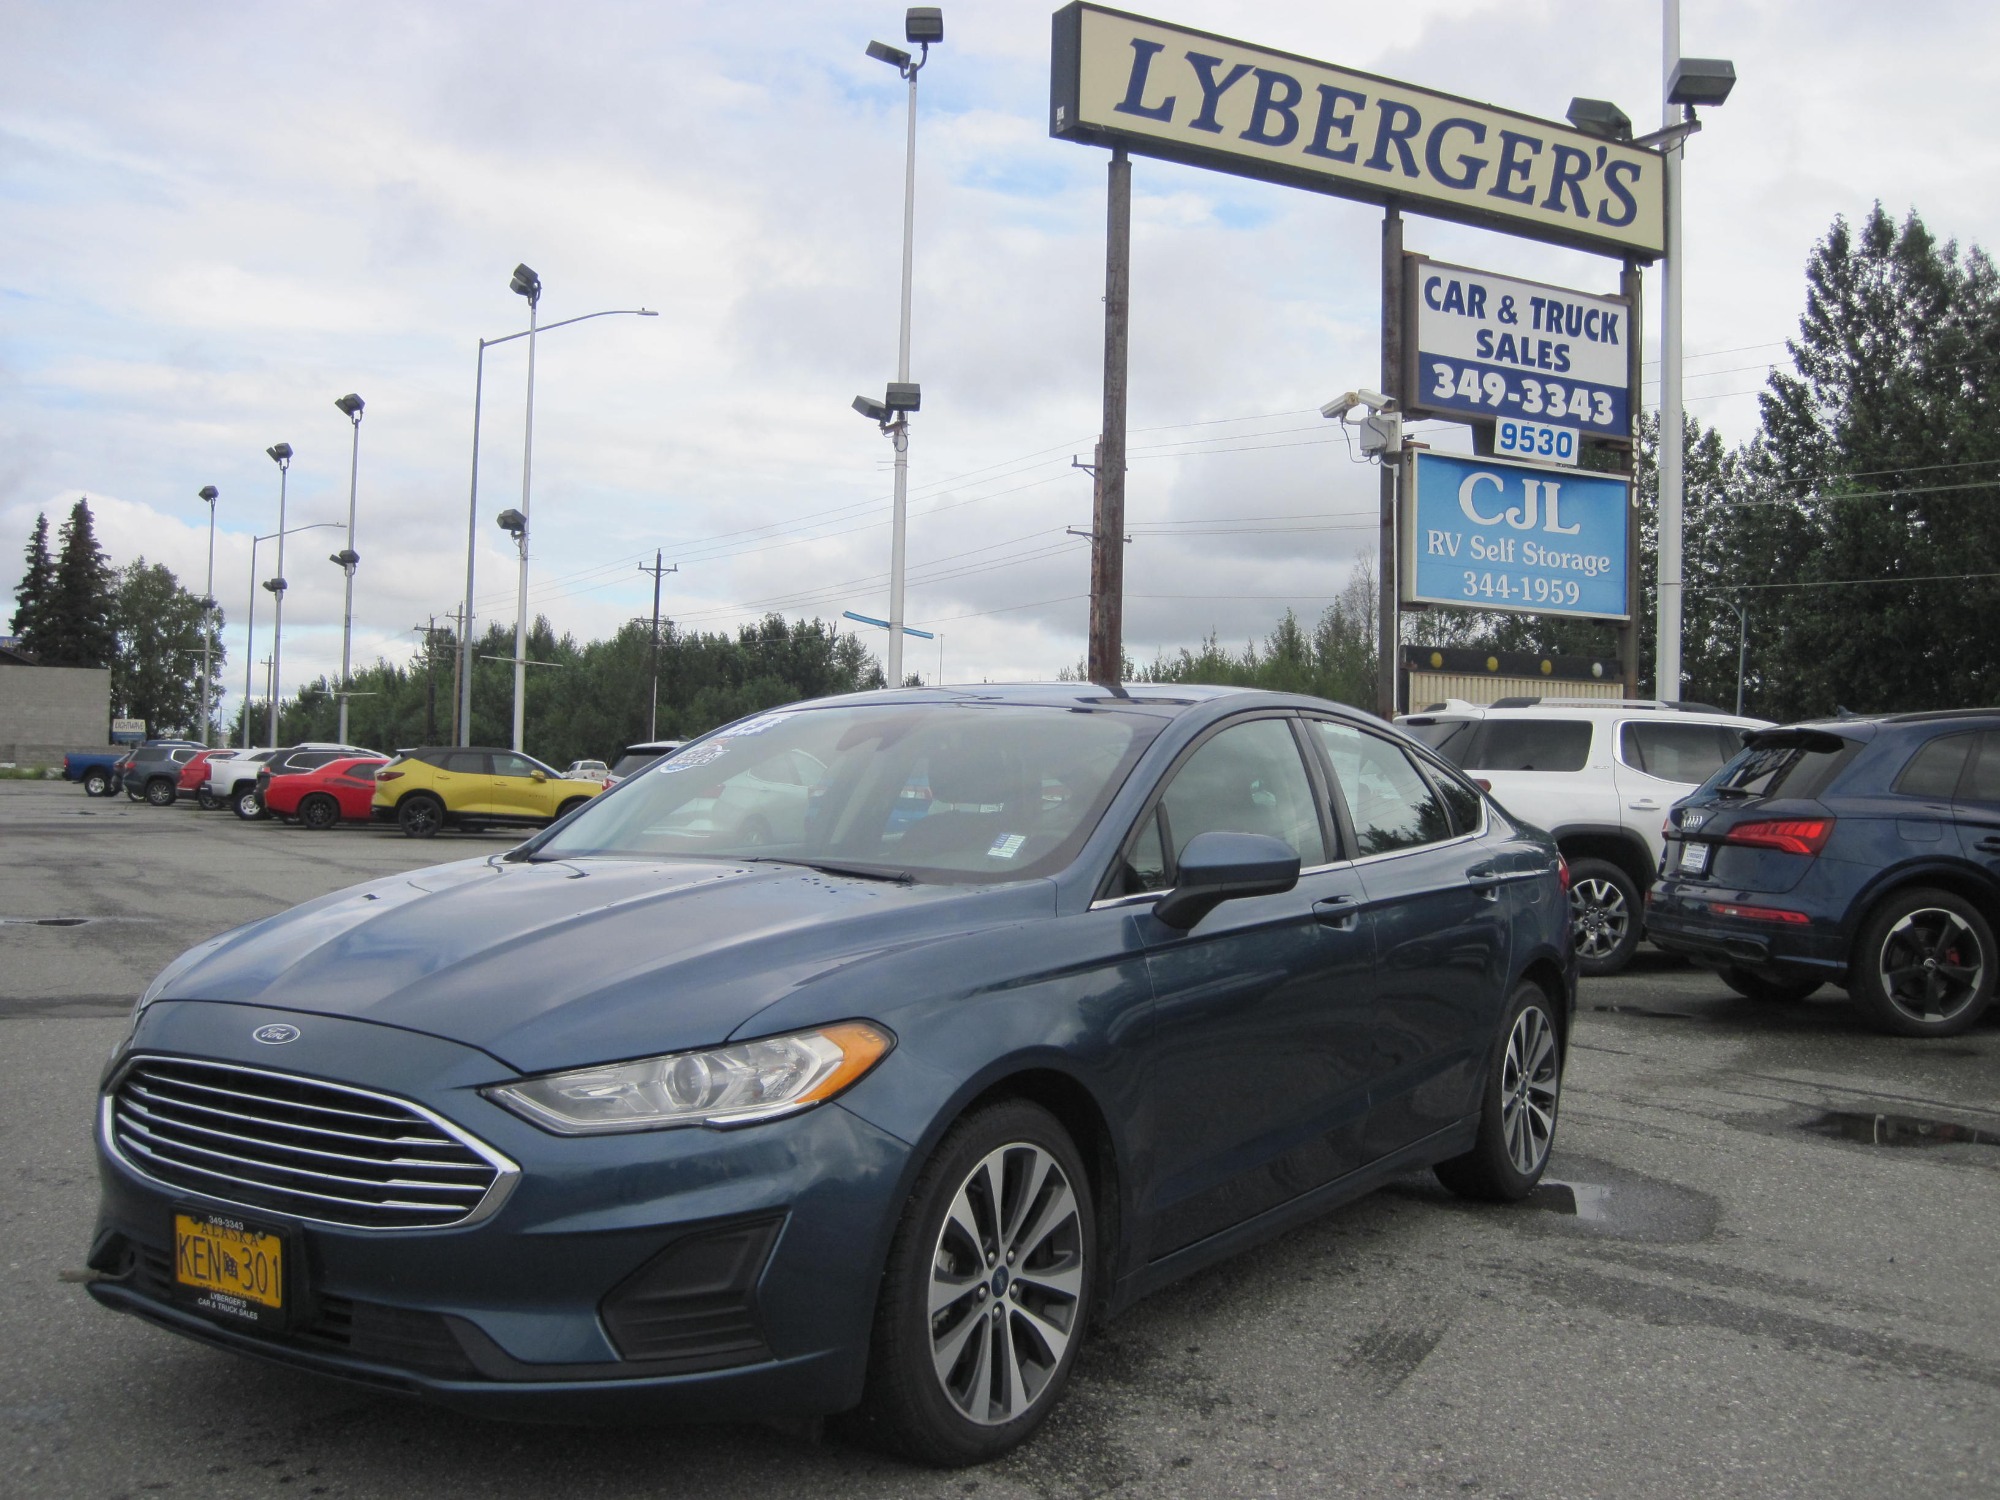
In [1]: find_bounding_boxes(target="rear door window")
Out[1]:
[1312,721,1454,855]
[442,751,489,775]
[1957,734,2000,804]
[1462,719,1592,773]
[1620,722,1742,784]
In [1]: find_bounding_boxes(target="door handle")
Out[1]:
[1977,837,2000,853]
[1312,896,1360,930]
[1466,865,1505,900]
[1628,798,1660,810]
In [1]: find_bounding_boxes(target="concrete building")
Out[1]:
[0,644,111,765]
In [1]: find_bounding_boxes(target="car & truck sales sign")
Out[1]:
[1406,452,1630,620]
[1408,258,1632,448]
[1050,4,1665,261]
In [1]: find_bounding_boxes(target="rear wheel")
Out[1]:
[299,794,340,831]
[82,769,111,797]
[232,787,264,820]
[1719,966,1822,1003]
[853,1100,1093,1466]
[1568,857,1642,976]
[1851,888,1995,1038]
[1436,982,1563,1202]
[144,777,177,807]
[555,797,589,823]
[397,794,444,838]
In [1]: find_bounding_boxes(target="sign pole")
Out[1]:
[1088,146,1131,686]
[1378,205,1404,719]
[1620,258,1644,700]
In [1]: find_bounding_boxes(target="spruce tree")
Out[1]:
[46,498,116,667]
[9,512,55,654]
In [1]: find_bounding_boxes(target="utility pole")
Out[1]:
[416,616,439,744]
[445,604,467,746]
[1087,147,1131,686]
[637,552,678,741]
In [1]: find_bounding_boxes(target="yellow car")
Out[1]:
[371,746,602,838]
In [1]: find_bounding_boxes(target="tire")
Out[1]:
[232,787,264,820]
[555,797,589,823]
[740,815,773,848]
[144,777,177,807]
[126,785,145,801]
[1850,887,1995,1038]
[1435,981,1563,1202]
[299,794,340,831]
[1568,857,1642,976]
[1718,966,1822,1003]
[853,1100,1094,1466]
[397,795,444,839]
[196,788,219,811]
[83,769,111,797]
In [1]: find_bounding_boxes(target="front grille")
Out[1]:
[108,1057,516,1231]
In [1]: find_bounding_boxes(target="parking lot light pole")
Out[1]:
[332,395,365,744]
[263,444,293,745]
[507,264,541,755]
[240,520,340,748]
[197,485,218,745]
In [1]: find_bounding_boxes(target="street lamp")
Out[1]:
[859,7,941,690]
[264,443,293,745]
[196,485,219,746]
[332,394,365,744]
[240,520,340,748]
[507,265,542,754]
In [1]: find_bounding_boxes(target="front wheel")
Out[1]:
[1850,888,1995,1038]
[555,797,589,823]
[299,794,340,831]
[1568,857,1642,976]
[854,1100,1093,1466]
[82,769,111,797]
[397,795,444,838]
[232,788,264,820]
[1719,966,1822,1003]
[1435,982,1563,1202]
[144,778,177,807]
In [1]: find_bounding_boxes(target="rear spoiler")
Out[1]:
[1741,727,1854,753]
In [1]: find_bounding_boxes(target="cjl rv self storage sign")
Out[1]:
[1407,258,1632,443]
[1405,451,1630,620]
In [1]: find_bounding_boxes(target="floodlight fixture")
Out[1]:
[1565,97,1632,142]
[330,549,360,569]
[266,442,293,466]
[198,484,219,502]
[865,39,911,70]
[262,577,287,595]
[905,7,942,45]
[884,381,921,412]
[334,392,365,420]
[852,394,891,423]
[1668,57,1736,110]
[496,508,527,536]
[509,263,542,306]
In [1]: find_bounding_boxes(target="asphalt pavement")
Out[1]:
[2,779,1995,1499]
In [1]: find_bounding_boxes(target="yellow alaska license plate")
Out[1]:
[174,1212,284,1319]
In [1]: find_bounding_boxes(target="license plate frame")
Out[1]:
[172,1209,294,1330]
[1678,840,1712,876]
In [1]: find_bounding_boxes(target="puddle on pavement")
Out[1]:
[1806,1110,2000,1151]
[0,916,91,927]
[1530,1180,1614,1221]
[1395,1153,1719,1243]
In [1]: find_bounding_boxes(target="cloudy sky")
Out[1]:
[5,0,1997,717]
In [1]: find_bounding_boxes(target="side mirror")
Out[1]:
[530,770,547,782]
[1152,831,1301,931]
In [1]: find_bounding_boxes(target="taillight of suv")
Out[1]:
[1719,818,1834,857]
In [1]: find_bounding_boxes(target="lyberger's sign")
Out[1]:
[1051,4,1665,260]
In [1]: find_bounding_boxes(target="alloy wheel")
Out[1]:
[1878,908,1986,1027]
[1569,878,1629,961]
[927,1142,1085,1427]
[1499,1004,1560,1176]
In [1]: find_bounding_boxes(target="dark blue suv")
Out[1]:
[1647,710,2000,1037]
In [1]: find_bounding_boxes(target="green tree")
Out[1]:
[44,498,116,666]
[111,559,220,735]
[10,513,56,654]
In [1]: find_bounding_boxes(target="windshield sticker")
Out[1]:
[728,711,793,737]
[655,741,730,775]
[987,833,1027,860]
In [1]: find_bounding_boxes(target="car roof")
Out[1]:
[753,682,1361,721]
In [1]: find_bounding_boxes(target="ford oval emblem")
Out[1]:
[252,1023,301,1045]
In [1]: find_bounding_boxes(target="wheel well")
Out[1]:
[398,790,443,807]
[1846,871,2000,968]
[1517,957,1571,1051]
[961,1068,1122,1319]
[1558,831,1654,895]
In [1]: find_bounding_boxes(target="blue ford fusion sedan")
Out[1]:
[89,685,1573,1464]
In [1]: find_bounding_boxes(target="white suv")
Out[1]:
[1398,698,1770,974]
[204,742,374,820]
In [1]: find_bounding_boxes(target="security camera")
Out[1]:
[1320,388,1394,421]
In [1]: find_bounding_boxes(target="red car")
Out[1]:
[262,756,388,830]
[177,748,238,809]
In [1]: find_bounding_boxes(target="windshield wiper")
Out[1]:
[741,856,913,884]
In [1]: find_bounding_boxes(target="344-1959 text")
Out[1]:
[1460,572,1582,606]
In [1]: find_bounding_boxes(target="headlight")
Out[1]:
[484,1021,895,1134]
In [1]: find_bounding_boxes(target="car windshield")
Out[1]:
[536,702,1160,884]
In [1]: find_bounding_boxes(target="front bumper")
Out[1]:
[88,1001,911,1421]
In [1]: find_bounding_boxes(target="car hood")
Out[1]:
[144,855,1055,1074]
